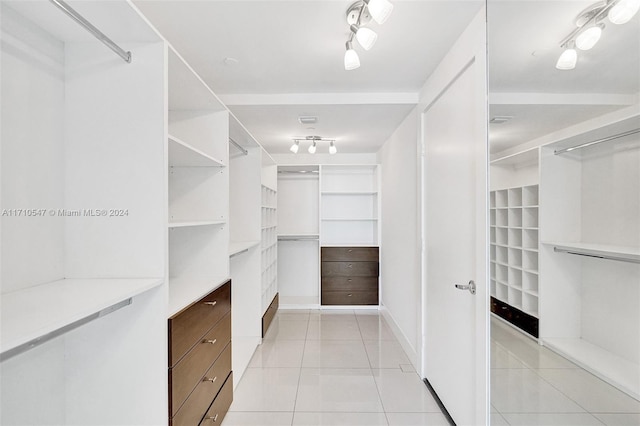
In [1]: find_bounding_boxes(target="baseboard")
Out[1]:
[262,293,279,337]
[379,304,418,369]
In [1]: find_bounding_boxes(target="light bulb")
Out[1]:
[350,24,377,51]
[308,141,317,154]
[329,141,337,155]
[608,0,640,24]
[576,25,603,50]
[556,48,577,70]
[344,41,360,70]
[364,0,394,24]
[290,141,299,153]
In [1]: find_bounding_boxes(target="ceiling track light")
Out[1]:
[342,0,393,70]
[556,0,638,70]
[290,137,338,155]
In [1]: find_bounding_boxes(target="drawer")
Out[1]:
[321,246,379,262]
[322,276,378,291]
[321,261,379,277]
[199,372,233,426]
[170,312,231,414]
[322,290,379,305]
[169,281,231,366]
[170,344,232,425]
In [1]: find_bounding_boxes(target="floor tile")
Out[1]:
[491,342,529,369]
[309,310,357,321]
[276,310,312,322]
[491,368,585,413]
[295,368,384,413]
[263,318,309,340]
[307,319,362,340]
[499,339,579,369]
[354,309,382,316]
[536,368,640,413]
[357,317,398,341]
[373,369,441,413]
[593,413,640,425]
[248,339,305,368]
[292,412,389,425]
[501,413,605,425]
[229,368,300,412]
[386,412,450,426]
[221,412,294,426]
[302,340,370,368]
[364,340,411,369]
[400,364,416,373]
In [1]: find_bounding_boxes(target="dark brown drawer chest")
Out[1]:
[168,280,233,426]
[321,247,379,305]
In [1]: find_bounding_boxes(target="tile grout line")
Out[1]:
[356,311,391,426]
[288,314,311,426]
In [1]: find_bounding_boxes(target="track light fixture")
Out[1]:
[556,0,638,70]
[342,0,393,70]
[290,136,338,155]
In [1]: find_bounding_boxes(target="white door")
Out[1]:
[420,34,488,425]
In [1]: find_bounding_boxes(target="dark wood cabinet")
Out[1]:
[321,247,379,305]
[168,280,233,426]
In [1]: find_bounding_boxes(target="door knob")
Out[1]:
[454,280,476,295]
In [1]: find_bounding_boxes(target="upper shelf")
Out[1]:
[168,135,225,167]
[168,47,226,112]
[545,242,640,264]
[1,278,163,361]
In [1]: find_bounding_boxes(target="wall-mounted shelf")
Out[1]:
[1,278,163,361]
[545,241,640,264]
[168,135,226,167]
[229,241,260,257]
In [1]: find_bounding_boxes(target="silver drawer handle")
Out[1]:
[347,264,353,268]
[348,249,353,252]
[347,279,352,282]
[203,339,217,345]
[204,301,218,307]
[347,293,353,297]
[203,376,217,383]
[206,413,219,422]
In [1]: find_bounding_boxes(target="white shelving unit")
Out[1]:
[490,184,539,319]
[539,115,640,400]
[261,184,278,312]
[1,2,167,424]
[277,166,320,307]
[167,46,229,316]
[320,165,380,246]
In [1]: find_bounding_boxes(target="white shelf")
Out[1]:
[278,233,320,239]
[168,276,229,317]
[168,220,226,228]
[544,338,640,400]
[545,241,640,264]
[321,218,378,221]
[1,278,163,357]
[168,135,225,167]
[229,240,260,257]
[321,191,378,195]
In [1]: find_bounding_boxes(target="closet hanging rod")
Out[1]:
[277,235,319,241]
[0,298,132,362]
[553,247,640,264]
[230,248,249,258]
[553,128,640,155]
[49,0,132,63]
[229,138,248,156]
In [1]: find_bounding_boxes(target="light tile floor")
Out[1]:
[491,317,640,426]
[222,309,448,426]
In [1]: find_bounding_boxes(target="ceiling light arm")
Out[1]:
[559,0,617,47]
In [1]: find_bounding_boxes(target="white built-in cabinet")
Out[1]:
[277,164,380,308]
[539,115,640,400]
[1,1,166,424]
[0,1,276,423]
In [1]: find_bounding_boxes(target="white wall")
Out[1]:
[377,109,420,365]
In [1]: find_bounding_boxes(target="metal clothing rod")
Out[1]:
[229,138,248,156]
[0,298,132,362]
[278,235,319,241]
[554,128,640,155]
[230,248,249,258]
[49,0,132,63]
[554,247,640,264]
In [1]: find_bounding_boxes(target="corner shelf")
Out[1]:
[1,278,163,360]
[168,135,226,167]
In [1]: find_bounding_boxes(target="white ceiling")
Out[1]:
[134,0,639,156]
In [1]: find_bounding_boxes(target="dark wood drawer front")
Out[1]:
[170,312,231,414]
[199,373,233,426]
[321,276,378,291]
[321,261,379,277]
[321,247,379,262]
[322,290,379,305]
[171,344,232,424]
[169,281,231,367]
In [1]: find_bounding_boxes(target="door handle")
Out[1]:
[455,280,476,295]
